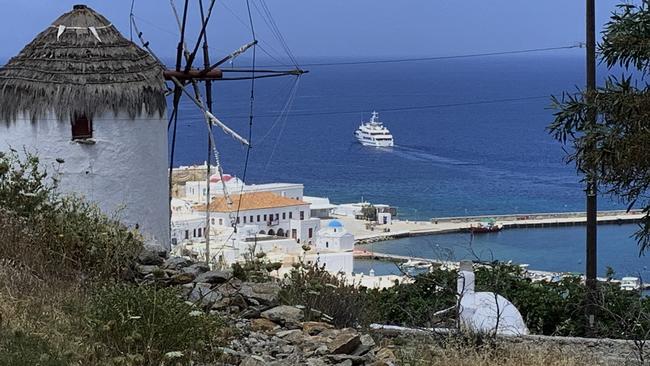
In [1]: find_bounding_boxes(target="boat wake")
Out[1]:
[389,145,478,166]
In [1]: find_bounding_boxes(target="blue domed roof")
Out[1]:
[328,220,343,228]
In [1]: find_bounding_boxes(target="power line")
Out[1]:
[213,95,552,119]
[25,94,555,124]
[259,45,584,68]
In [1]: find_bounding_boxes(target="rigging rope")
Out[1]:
[233,0,258,231]
[129,0,136,41]
[262,76,301,174]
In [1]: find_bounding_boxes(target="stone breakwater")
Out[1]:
[134,248,398,366]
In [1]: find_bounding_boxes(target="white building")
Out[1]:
[184,175,304,204]
[170,198,207,246]
[243,183,304,200]
[308,220,355,274]
[195,191,320,245]
[0,5,170,248]
[184,174,245,202]
[333,201,396,224]
[304,196,337,218]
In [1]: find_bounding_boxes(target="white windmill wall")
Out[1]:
[0,110,170,249]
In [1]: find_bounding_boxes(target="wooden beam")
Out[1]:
[164,68,223,81]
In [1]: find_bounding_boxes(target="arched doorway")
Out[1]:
[277,228,284,237]
[258,230,266,235]
[268,229,275,236]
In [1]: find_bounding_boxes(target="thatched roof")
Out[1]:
[0,5,166,122]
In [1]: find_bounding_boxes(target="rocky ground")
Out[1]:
[135,248,397,366]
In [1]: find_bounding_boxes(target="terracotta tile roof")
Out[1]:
[195,191,308,212]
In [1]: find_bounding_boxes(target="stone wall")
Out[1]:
[372,326,649,365]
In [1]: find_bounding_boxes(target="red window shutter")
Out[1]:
[71,116,92,140]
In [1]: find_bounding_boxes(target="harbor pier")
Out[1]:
[331,210,644,244]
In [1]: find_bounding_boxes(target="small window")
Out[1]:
[250,215,254,222]
[282,212,286,220]
[264,214,267,221]
[308,228,313,238]
[257,215,261,222]
[289,212,293,219]
[300,211,305,220]
[243,216,247,224]
[71,115,92,140]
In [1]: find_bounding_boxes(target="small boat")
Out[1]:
[355,111,394,147]
[401,259,432,269]
[470,219,503,234]
[620,276,641,291]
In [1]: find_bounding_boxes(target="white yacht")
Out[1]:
[355,111,394,147]
[620,277,641,291]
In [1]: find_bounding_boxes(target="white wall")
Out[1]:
[171,214,206,245]
[306,252,353,275]
[207,204,311,238]
[0,111,170,249]
[316,230,354,252]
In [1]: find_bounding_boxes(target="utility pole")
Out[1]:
[200,0,213,268]
[585,0,598,336]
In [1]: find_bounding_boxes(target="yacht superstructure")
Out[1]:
[355,111,394,147]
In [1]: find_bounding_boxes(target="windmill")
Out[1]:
[131,0,306,265]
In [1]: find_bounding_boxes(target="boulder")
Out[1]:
[360,334,376,348]
[135,264,159,276]
[328,333,361,355]
[261,305,304,326]
[374,348,397,365]
[240,355,266,366]
[188,284,222,308]
[251,318,280,332]
[239,282,281,306]
[195,270,232,284]
[303,321,335,336]
[181,263,210,277]
[326,354,365,365]
[137,248,164,265]
[305,359,328,366]
[170,272,195,285]
[351,334,376,356]
[163,256,193,270]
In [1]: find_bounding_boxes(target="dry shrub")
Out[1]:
[280,263,370,327]
[86,284,228,365]
[395,336,598,366]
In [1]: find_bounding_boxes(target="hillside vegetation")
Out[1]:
[0,152,647,365]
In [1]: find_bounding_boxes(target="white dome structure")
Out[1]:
[316,220,354,252]
[457,261,529,336]
[0,5,170,248]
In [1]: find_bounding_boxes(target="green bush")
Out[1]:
[0,150,143,279]
[87,284,226,365]
[365,268,458,327]
[0,328,71,366]
[372,262,650,338]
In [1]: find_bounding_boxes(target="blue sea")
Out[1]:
[171,52,650,278]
